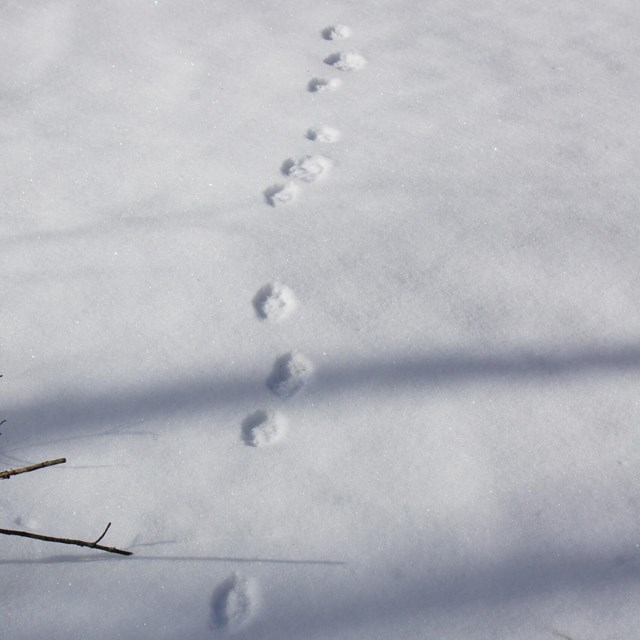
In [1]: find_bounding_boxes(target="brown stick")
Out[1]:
[0,523,133,556]
[0,458,67,480]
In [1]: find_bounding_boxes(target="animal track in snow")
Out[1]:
[324,51,367,71]
[253,282,297,322]
[242,410,288,447]
[267,352,314,399]
[322,24,353,40]
[306,125,341,143]
[308,77,342,93]
[263,182,300,206]
[281,155,333,183]
[210,573,258,632]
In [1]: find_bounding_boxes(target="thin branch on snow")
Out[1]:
[0,524,133,556]
[93,522,112,545]
[0,457,67,480]
[0,455,132,556]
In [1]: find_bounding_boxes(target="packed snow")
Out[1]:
[2,1,640,639]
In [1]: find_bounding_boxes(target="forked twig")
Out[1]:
[0,432,132,557]
[0,457,67,480]
[0,524,132,556]
[94,522,111,545]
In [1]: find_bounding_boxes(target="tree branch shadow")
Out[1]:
[0,553,347,567]
[254,547,640,639]
[2,340,640,451]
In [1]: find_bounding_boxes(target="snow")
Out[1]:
[2,1,640,639]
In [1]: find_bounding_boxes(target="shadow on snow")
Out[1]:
[3,339,640,449]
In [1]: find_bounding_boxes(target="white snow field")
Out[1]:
[2,1,640,638]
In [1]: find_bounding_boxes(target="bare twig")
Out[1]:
[0,525,132,556]
[93,522,111,545]
[0,457,67,480]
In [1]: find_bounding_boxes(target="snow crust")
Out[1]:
[2,1,640,639]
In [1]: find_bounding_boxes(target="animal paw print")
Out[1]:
[253,282,298,322]
[210,573,259,632]
[307,77,342,93]
[281,155,333,183]
[306,125,341,143]
[263,182,300,207]
[321,24,353,40]
[324,51,367,71]
[242,410,288,447]
[266,352,314,399]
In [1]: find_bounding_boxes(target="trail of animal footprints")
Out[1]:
[213,24,366,634]
[249,23,365,449]
[263,23,366,208]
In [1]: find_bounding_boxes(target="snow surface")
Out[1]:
[2,1,640,639]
